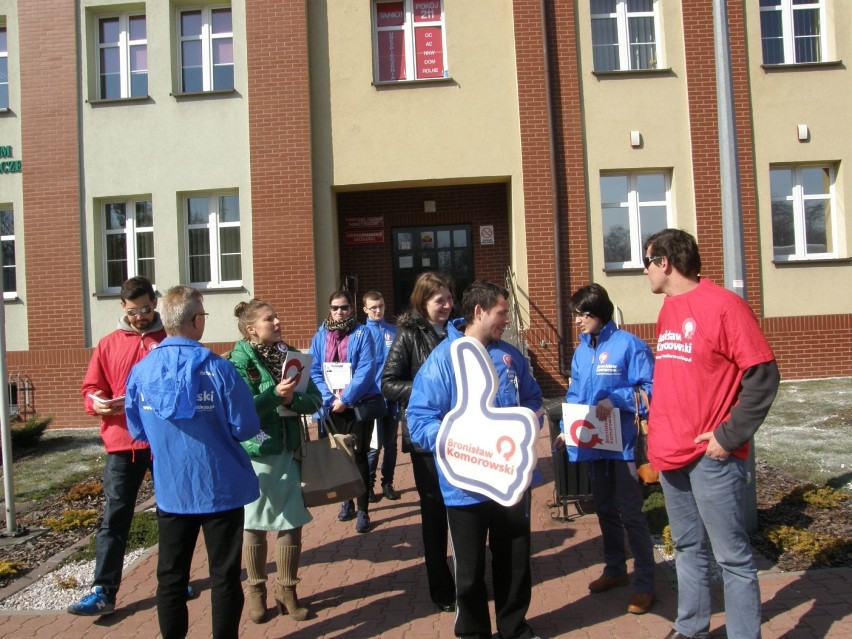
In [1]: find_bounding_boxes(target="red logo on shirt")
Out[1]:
[598,352,609,364]
[503,354,513,367]
[682,318,696,339]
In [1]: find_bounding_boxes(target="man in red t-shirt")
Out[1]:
[643,229,779,639]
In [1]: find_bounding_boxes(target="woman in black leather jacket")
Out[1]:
[382,271,456,612]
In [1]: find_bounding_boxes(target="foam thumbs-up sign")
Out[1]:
[435,337,538,507]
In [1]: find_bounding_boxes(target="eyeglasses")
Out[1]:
[193,312,209,321]
[125,306,153,317]
[572,310,594,319]
[330,304,350,311]
[643,255,664,269]
[366,305,384,312]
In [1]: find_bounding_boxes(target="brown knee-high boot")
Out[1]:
[243,537,268,624]
[273,539,308,620]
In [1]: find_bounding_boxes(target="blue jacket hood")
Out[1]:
[133,336,211,420]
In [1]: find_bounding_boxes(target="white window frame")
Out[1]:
[770,165,837,261]
[102,199,155,293]
[96,13,148,100]
[759,0,827,65]
[184,192,242,288]
[590,0,663,72]
[0,25,8,110]
[372,0,448,83]
[601,171,671,270]
[176,5,234,93]
[1,207,15,299]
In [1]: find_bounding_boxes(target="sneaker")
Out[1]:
[186,584,199,600]
[337,500,356,521]
[368,488,380,503]
[355,510,371,533]
[382,483,401,500]
[67,586,115,616]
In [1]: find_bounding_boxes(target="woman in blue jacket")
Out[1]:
[309,290,380,534]
[554,284,656,615]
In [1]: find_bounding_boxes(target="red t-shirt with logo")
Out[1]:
[648,278,775,471]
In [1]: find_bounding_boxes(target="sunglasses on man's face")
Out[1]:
[330,304,350,311]
[643,255,664,269]
[125,306,153,317]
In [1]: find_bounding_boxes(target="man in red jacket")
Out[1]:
[68,276,169,616]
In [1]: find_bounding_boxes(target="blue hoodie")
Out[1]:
[308,323,380,413]
[407,319,543,507]
[563,320,654,462]
[126,337,260,514]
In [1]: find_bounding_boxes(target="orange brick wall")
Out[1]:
[245,0,316,341]
[337,184,510,320]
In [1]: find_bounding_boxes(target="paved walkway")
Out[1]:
[1,430,850,638]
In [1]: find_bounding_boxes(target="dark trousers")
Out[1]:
[330,409,374,512]
[411,451,455,605]
[446,493,534,639]
[94,449,152,601]
[156,507,244,639]
[367,410,400,487]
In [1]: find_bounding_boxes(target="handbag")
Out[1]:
[298,408,366,508]
[633,385,659,484]
[352,395,387,422]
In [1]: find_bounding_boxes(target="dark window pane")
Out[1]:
[187,197,209,225]
[136,230,154,260]
[213,64,234,91]
[0,57,8,82]
[137,258,155,282]
[220,254,241,281]
[1,239,13,266]
[219,226,241,254]
[2,266,14,293]
[760,11,784,64]
[211,8,232,34]
[639,206,667,244]
[592,17,619,71]
[804,200,828,253]
[0,84,8,110]
[181,10,202,37]
[800,167,829,195]
[181,40,203,92]
[771,201,795,256]
[218,195,239,222]
[135,200,153,227]
[105,203,126,230]
[107,260,127,289]
[0,210,12,235]
[106,233,127,261]
[603,208,631,263]
[130,72,148,97]
[99,17,120,44]
[0,28,7,53]
[129,15,146,41]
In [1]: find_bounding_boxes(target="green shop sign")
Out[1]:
[0,146,21,173]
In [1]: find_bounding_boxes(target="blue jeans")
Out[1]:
[367,410,399,488]
[156,507,244,639]
[661,454,761,639]
[93,450,151,601]
[590,459,656,594]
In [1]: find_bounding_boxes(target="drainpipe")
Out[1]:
[713,0,757,533]
[540,0,566,373]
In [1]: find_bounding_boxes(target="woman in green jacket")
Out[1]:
[231,299,321,624]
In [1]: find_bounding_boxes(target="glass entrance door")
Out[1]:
[391,224,473,315]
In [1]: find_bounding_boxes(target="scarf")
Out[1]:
[251,340,288,377]
[324,314,357,363]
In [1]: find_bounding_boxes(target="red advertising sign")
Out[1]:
[413,0,441,22]
[376,1,405,27]
[415,26,443,79]
[344,216,384,229]
[377,30,406,82]
[345,230,385,245]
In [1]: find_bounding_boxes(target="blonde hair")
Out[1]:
[233,298,272,339]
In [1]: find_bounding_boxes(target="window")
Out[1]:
[770,165,836,260]
[591,0,661,72]
[373,0,447,83]
[178,6,233,93]
[103,199,155,290]
[759,0,825,65]
[97,14,147,99]
[601,172,669,269]
[1,208,15,298]
[0,25,8,109]
[185,193,241,286]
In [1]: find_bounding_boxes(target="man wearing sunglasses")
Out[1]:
[643,229,779,639]
[71,276,171,616]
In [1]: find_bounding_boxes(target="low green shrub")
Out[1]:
[67,510,159,563]
[63,480,104,502]
[781,484,848,510]
[765,525,852,567]
[642,487,668,534]
[0,560,25,578]
[9,416,53,448]
[43,509,99,532]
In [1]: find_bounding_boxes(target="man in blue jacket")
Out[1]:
[407,280,544,639]
[126,286,260,639]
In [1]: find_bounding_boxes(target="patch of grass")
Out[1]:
[781,484,848,510]
[642,487,668,534]
[43,509,99,532]
[765,525,852,567]
[0,560,25,578]
[67,510,159,563]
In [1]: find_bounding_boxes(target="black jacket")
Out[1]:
[381,310,447,452]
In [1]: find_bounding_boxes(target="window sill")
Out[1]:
[602,266,646,274]
[592,67,674,79]
[0,107,12,116]
[171,88,239,100]
[372,76,455,89]
[187,284,248,293]
[762,60,843,73]
[4,294,21,303]
[87,96,151,106]
[772,256,851,266]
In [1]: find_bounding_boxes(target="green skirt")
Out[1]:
[244,451,313,531]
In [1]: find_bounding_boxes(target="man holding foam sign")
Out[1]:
[407,280,544,639]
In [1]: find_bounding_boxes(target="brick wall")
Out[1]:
[337,183,510,319]
[245,0,316,340]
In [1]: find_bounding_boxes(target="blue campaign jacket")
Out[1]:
[563,320,654,462]
[309,323,380,412]
[365,317,397,412]
[407,319,544,507]
[125,337,260,514]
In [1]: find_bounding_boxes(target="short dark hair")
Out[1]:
[328,289,354,306]
[462,280,509,325]
[362,290,383,305]
[120,276,156,303]
[644,228,702,278]
[570,283,614,324]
